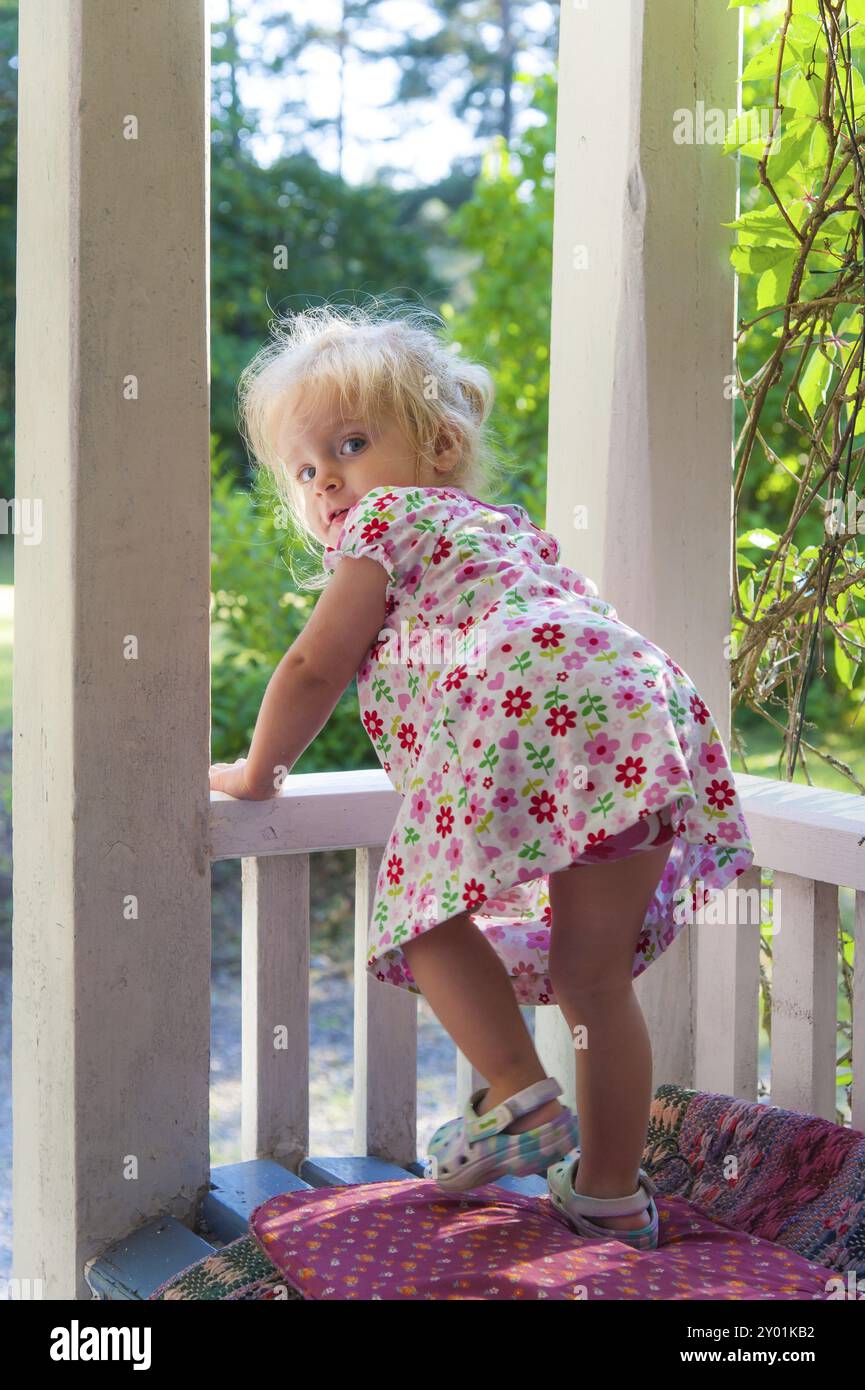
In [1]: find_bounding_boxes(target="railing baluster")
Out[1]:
[456,1050,487,1115]
[241,853,310,1169]
[694,864,761,1100]
[771,873,838,1120]
[354,846,418,1167]
[534,1009,578,1114]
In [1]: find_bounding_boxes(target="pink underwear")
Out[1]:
[569,803,677,866]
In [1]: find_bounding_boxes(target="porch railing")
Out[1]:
[209,768,865,1176]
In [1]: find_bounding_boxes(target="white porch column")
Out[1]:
[13,1,210,1297]
[543,1,740,1089]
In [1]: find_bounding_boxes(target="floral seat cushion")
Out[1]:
[148,1084,865,1301]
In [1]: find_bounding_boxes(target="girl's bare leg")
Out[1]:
[401,911,565,1134]
[548,839,674,1230]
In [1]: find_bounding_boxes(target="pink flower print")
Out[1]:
[417,884,438,918]
[643,781,669,810]
[456,686,476,712]
[513,974,539,1004]
[716,821,740,844]
[576,626,611,655]
[706,778,735,811]
[411,789,432,822]
[657,753,685,786]
[420,591,437,612]
[550,824,568,848]
[462,765,478,790]
[512,958,539,983]
[555,767,571,794]
[699,740,728,776]
[485,922,506,943]
[585,733,621,765]
[463,792,486,826]
[562,648,589,672]
[444,837,464,870]
[428,771,444,795]
[613,685,641,713]
[526,929,549,951]
[402,562,424,595]
[493,786,518,812]
[477,697,496,720]
[502,755,523,780]
[615,663,637,681]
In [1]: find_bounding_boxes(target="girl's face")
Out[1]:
[273,389,459,545]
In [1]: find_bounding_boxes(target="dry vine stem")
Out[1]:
[731,0,865,787]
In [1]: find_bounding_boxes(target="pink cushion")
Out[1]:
[249,1178,841,1300]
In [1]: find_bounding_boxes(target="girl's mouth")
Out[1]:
[330,508,349,527]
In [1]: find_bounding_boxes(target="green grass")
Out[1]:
[732,716,865,793]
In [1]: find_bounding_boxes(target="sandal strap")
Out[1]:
[465,1076,563,1141]
[563,1155,656,1218]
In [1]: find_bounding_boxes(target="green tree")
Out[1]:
[441,71,557,519]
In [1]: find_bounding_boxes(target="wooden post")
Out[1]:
[546,1,741,1089]
[13,0,210,1297]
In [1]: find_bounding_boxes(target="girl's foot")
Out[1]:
[569,1159,651,1232]
[474,1086,565,1135]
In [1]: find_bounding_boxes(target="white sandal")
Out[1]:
[547,1151,660,1250]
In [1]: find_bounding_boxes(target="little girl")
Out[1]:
[210,302,755,1252]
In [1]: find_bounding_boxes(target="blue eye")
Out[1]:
[341,435,366,455]
[298,464,315,483]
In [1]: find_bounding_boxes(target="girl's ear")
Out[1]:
[434,423,462,466]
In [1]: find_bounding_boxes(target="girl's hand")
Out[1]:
[209,757,272,800]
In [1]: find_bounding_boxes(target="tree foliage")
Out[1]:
[729,0,865,791]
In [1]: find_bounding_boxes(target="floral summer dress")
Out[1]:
[322,484,754,1007]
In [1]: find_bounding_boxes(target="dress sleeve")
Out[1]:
[321,485,440,592]
[526,517,561,565]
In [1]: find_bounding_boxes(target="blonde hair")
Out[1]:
[236,299,510,590]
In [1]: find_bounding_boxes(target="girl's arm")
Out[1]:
[212,556,389,799]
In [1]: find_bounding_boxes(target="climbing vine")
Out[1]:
[728,0,865,787]
[727,0,865,1119]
